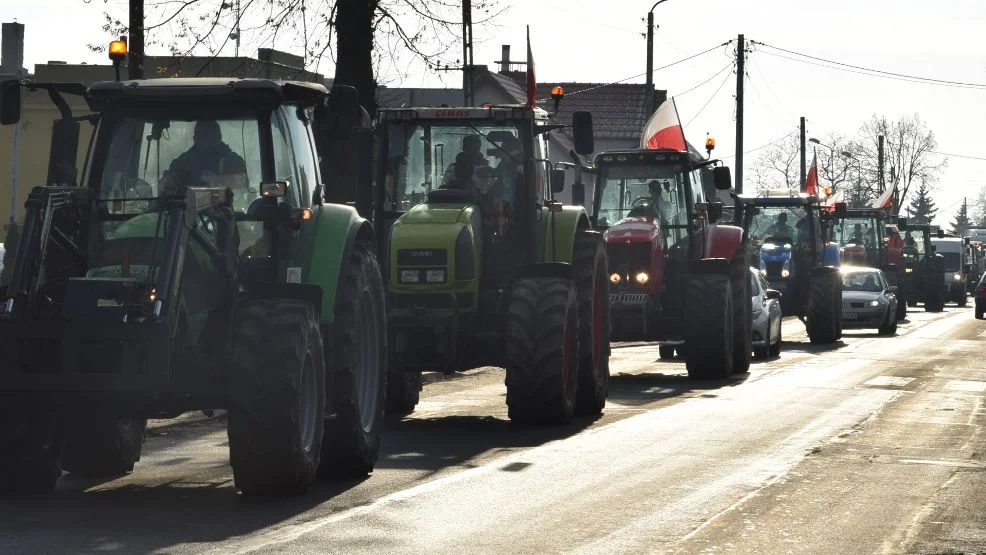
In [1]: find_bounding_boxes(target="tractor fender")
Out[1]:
[305,202,375,324]
[538,206,591,264]
[700,224,745,261]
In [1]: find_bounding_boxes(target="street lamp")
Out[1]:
[645,0,672,115]
[807,137,855,195]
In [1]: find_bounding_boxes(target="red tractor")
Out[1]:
[592,147,750,378]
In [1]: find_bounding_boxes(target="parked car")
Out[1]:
[841,267,899,335]
[750,267,782,359]
[974,272,986,319]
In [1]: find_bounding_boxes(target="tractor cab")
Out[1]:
[898,220,946,311]
[831,209,889,267]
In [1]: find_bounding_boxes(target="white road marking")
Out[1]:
[945,379,986,392]
[863,376,916,388]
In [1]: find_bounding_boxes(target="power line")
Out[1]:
[751,41,986,90]
[676,61,734,98]
[931,150,986,161]
[683,67,733,128]
[720,130,797,159]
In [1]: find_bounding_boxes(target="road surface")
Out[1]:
[2,304,984,554]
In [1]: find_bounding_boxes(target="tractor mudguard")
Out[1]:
[690,258,730,276]
[702,224,744,261]
[537,206,590,264]
[822,243,842,267]
[304,203,374,325]
[515,262,574,281]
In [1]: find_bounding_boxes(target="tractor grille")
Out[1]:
[607,242,651,272]
[397,248,448,266]
[850,302,865,309]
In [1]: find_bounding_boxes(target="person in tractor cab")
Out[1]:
[904,231,917,252]
[765,212,797,241]
[160,120,248,196]
[626,180,663,220]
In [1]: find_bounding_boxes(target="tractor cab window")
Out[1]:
[835,217,880,250]
[746,205,811,248]
[902,229,926,256]
[383,121,527,214]
[595,163,690,231]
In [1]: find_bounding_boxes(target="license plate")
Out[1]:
[842,312,858,320]
[610,293,648,305]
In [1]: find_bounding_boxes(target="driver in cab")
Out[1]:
[765,212,797,242]
[160,120,248,197]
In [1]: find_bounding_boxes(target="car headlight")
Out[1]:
[634,271,650,285]
[610,272,622,284]
[426,269,446,283]
[400,269,420,284]
[954,273,963,281]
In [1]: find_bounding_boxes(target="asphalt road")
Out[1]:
[2,303,985,554]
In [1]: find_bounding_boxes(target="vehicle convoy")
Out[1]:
[840,267,899,335]
[899,222,946,311]
[593,147,752,378]
[0,77,388,494]
[738,192,843,344]
[831,207,907,320]
[930,235,968,306]
[375,104,611,423]
[749,267,782,359]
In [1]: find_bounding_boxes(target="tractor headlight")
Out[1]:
[953,273,963,281]
[781,259,790,279]
[905,267,913,273]
[634,271,650,285]
[399,269,421,284]
[609,273,622,284]
[759,258,767,276]
[425,269,446,283]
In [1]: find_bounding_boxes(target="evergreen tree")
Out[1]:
[905,182,938,225]
[974,186,986,227]
[951,200,973,237]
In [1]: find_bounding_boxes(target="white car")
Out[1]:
[841,267,899,335]
[750,267,782,359]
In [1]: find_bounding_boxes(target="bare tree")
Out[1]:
[848,114,947,213]
[751,133,801,193]
[86,0,505,115]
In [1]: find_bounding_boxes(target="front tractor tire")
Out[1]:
[320,242,387,478]
[730,257,752,375]
[227,299,325,495]
[62,416,146,477]
[683,274,734,379]
[386,369,422,416]
[573,232,611,416]
[505,277,580,425]
[925,281,945,312]
[806,269,842,344]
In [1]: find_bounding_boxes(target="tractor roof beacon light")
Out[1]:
[705,135,716,157]
[551,86,565,114]
[108,38,128,82]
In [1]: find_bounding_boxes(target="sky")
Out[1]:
[7,0,986,227]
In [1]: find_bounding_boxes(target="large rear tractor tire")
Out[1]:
[683,274,734,379]
[62,416,146,477]
[730,257,752,375]
[573,232,610,416]
[956,290,968,307]
[0,406,63,493]
[806,270,841,344]
[896,290,907,321]
[925,281,945,312]
[320,242,388,478]
[658,345,675,360]
[227,299,325,495]
[505,277,580,425]
[385,369,421,416]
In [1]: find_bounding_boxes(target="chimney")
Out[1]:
[499,45,510,73]
[1,22,25,76]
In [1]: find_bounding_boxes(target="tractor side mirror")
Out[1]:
[47,118,81,186]
[834,202,848,217]
[965,237,971,245]
[713,166,732,190]
[550,169,566,194]
[572,181,585,206]
[937,229,945,238]
[707,201,723,222]
[897,217,908,230]
[317,85,361,140]
[765,289,782,300]
[572,111,594,155]
[0,80,21,125]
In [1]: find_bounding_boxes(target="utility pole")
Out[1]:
[645,0,671,115]
[877,134,885,194]
[128,0,145,79]
[462,0,474,106]
[734,34,745,194]
[799,117,806,191]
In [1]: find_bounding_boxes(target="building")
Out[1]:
[0,22,323,225]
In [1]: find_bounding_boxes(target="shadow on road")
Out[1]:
[607,368,749,407]
[777,339,847,355]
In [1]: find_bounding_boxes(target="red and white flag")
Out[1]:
[871,185,894,209]
[640,97,687,151]
[805,150,819,196]
[526,26,536,108]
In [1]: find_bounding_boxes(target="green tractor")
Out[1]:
[899,221,946,311]
[374,106,610,424]
[0,78,387,494]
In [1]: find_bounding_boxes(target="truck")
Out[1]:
[738,192,843,344]
[592,146,752,378]
[374,104,611,423]
[0,76,388,494]
[830,207,907,320]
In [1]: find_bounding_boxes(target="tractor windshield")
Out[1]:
[382,120,527,212]
[835,217,882,249]
[746,205,811,247]
[594,163,692,229]
[902,229,927,256]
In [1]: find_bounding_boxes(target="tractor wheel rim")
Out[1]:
[356,287,382,433]
[300,351,317,452]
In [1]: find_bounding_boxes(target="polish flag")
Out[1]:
[640,97,687,151]
[871,185,894,209]
[805,150,819,196]
[526,26,536,108]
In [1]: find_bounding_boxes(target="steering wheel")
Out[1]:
[627,197,659,218]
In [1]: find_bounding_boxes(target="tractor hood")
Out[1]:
[402,202,473,225]
[603,217,659,244]
[760,241,792,263]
